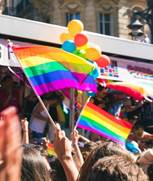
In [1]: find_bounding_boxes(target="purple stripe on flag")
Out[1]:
[77,124,125,145]
[33,79,79,95]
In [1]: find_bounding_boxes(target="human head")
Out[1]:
[42,91,64,106]
[79,141,136,181]
[147,164,153,181]
[137,149,153,165]
[21,144,51,181]
[80,141,98,160]
[48,156,67,181]
[1,75,14,88]
[84,155,148,181]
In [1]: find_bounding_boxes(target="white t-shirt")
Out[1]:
[30,110,48,133]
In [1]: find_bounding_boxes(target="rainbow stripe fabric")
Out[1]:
[13,46,97,95]
[47,143,56,156]
[77,102,132,144]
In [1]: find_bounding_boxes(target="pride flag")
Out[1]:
[47,143,56,156]
[77,102,132,144]
[13,45,97,95]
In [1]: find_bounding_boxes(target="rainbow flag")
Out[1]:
[47,143,56,156]
[13,46,97,95]
[77,102,132,144]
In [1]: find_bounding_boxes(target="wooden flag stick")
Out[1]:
[73,96,91,130]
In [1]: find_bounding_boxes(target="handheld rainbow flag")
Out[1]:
[47,143,56,156]
[13,45,97,95]
[76,102,132,144]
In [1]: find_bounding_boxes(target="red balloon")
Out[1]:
[95,55,111,68]
[74,33,88,47]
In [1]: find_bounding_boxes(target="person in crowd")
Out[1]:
[80,141,98,161]
[71,130,84,171]
[47,155,67,181]
[80,155,148,181]
[0,107,22,181]
[147,164,153,181]
[30,92,65,141]
[128,123,153,151]
[107,92,125,117]
[0,75,23,112]
[53,124,79,181]
[78,140,137,180]
[21,144,51,181]
[120,97,144,120]
[23,90,38,121]
[21,118,29,144]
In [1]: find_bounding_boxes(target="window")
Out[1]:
[66,12,80,25]
[99,13,112,35]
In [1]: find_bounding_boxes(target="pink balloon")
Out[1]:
[74,33,88,47]
[95,55,111,68]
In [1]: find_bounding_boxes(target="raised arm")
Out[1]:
[54,124,79,181]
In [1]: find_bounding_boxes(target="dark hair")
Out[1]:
[41,92,64,102]
[80,141,98,160]
[78,141,136,181]
[1,75,12,82]
[86,155,148,181]
[21,144,51,181]
[147,164,153,181]
[48,156,66,181]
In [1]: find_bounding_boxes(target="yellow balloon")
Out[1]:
[68,20,84,37]
[85,47,101,60]
[60,32,72,43]
[77,44,89,51]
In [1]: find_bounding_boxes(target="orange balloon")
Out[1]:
[60,32,72,43]
[85,47,101,60]
[68,20,84,37]
[95,55,111,68]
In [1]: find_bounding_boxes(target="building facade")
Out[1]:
[0,0,147,40]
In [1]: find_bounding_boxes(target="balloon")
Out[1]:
[85,47,101,60]
[95,55,111,68]
[68,20,84,37]
[87,92,95,97]
[77,44,88,51]
[60,32,72,43]
[62,40,76,53]
[74,33,88,47]
[73,49,86,59]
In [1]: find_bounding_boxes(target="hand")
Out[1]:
[0,107,22,181]
[71,129,79,146]
[21,118,29,132]
[54,124,72,160]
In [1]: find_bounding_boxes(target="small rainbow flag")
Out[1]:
[47,143,56,156]
[13,45,97,95]
[76,102,132,144]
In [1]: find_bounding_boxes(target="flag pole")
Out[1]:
[73,96,91,130]
[9,42,56,129]
[69,88,75,131]
[34,94,56,129]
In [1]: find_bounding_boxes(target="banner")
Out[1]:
[100,56,153,88]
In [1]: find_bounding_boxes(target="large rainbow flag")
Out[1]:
[77,102,132,144]
[13,45,97,95]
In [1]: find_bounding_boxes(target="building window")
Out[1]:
[99,13,112,35]
[66,12,80,25]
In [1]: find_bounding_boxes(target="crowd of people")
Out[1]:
[0,68,153,181]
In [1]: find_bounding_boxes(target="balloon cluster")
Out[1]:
[60,20,110,68]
